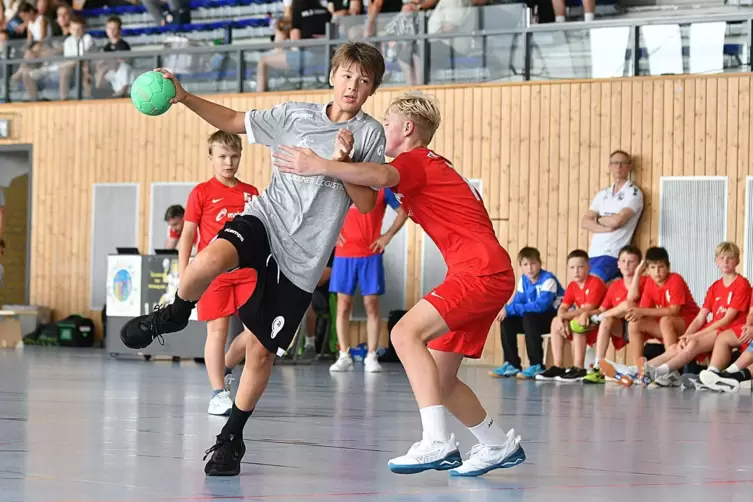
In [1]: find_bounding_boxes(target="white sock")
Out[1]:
[656,364,670,376]
[339,350,350,358]
[594,357,601,369]
[584,12,595,22]
[419,405,450,443]
[709,365,721,373]
[725,364,739,373]
[468,414,509,447]
[305,336,315,348]
[555,15,566,23]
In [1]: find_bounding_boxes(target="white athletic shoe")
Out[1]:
[388,433,462,474]
[699,370,740,393]
[654,371,682,388]
[449,429,526,477]
[364,353,383,373]
[208,390,233,416]
[329,352,354,372]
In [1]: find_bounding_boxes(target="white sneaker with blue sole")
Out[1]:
[388,433,462,474]
[449,429,526,477]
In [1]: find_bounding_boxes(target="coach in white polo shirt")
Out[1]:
[581,150,644,283]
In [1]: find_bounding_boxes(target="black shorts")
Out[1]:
[217,214,312,357]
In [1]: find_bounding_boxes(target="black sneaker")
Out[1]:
[119,304,190,349]
[204,433,246,476]
[535,366,566,381]
[557,367,587,382]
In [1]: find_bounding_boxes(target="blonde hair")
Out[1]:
[715,241,741,260]
[207,131,242,155]
[386,92,442,143]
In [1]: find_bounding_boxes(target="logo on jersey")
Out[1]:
[271,316,285,339]
[291,111,314,121]
[377,145,384,156]
[212,198,224,203]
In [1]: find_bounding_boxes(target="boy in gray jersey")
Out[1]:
[120,42,386,477]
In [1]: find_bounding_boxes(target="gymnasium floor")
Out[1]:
[1,348,751,502]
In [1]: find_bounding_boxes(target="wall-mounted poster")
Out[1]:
[144,256,198,321]
[105,255,142,317]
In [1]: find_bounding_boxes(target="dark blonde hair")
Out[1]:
[330,42,385,93]
[207,131,242,155]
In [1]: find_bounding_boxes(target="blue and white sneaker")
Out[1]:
[388,434,462,474]
[488,362,520,378]
[518,364,544,379]
[449,429,526,477]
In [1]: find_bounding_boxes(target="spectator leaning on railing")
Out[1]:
[95,15,132,97]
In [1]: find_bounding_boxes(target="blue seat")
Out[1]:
[78,0,280,18]
[87,17,269,38]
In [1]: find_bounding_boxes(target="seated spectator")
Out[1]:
[637,242,750,388]
[164,204,186,250]
[580,150,643,283]
[95,15,132,97]
[614,247,699,387]
[583,245,646,384]
[489,246,563,380]
[256,0,331,92]
[52,3,72,39]
[56,15,94,100]
[327,0,350,17]
[537,249,606,382]
[552,0,594,22]
[10,3,52,99]
[1,0,25,39]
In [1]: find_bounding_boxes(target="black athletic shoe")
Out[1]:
[535,366,567,381]
[204,433,246,476]
[557,367,587,383]
[119,304,189,349]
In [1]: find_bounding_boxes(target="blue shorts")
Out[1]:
[329,254,386,297]
[589,256,620,283]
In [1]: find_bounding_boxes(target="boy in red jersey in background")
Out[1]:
[536,250,607,383]
[583,245,646,384]
[180,131,258,416]
[273,92,524,477]
[618,246,699,387]
[328,188,407,372]
[638,242,751,388]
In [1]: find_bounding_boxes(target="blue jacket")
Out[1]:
[506,270,564,317]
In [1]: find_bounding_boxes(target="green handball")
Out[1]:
[131,71,176,116]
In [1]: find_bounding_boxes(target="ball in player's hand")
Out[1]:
[131,71,176,116]
[569,318,588,334]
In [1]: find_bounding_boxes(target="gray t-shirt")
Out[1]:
[243,101,386,293]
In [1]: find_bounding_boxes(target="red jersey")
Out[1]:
[390,148,511,276]
[185,177,259,252]
[563,275,607,309]
[167,225,199,246]
[336,188,401,258]
[702,275,751,325]
[640,272,700,319]
[601,275,648,310]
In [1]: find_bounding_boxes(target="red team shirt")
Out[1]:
[601,275,648,311]
[389,148,514,359]
[702,275,751,328]
[336,188,401,258]
[639,272,700,325]
[562,275,607,345]
[167,226,199,246]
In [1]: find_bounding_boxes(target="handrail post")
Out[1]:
[75,60,83,101]
[633,26,641,76]
[419,10,428,85]
[524,30,532,81]
[237,49,244,93]
[2,42,10,103]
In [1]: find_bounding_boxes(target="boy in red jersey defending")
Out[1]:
[180,131,259,415]
[273,93,524,477]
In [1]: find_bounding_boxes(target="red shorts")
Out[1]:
[426,270,515,359]
[728,323,750,352]
[566,328,599,347]
[197,268,257,322]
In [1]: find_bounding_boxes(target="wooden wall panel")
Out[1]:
[3,73,753,365]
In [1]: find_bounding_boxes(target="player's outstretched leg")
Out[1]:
[204,325,277,476]
[120,239,240,349]
[430,349,525,477]
[386,300,462,474]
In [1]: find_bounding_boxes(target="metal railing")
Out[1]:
[1,6,751,103]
